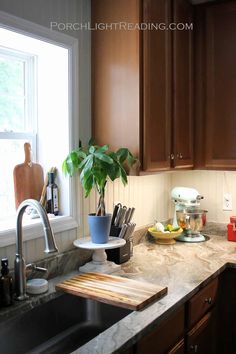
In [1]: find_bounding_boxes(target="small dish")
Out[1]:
[148,227,183,245]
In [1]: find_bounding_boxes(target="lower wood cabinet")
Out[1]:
[135,305,185,354]
[186,312,214,354]
[168,339,185,354]
[130,277,218,354]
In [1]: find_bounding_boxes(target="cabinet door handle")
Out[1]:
[204,297,212,304]
[190,344,198,352]
[177,152,183,159]
[168,153,175,160]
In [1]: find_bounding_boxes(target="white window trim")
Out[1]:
[0,11,80,246]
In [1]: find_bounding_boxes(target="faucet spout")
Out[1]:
[15,199,58,300]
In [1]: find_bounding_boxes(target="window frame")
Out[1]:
[0,11,80,246]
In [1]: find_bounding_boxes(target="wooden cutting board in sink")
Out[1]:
[56,272,168,311]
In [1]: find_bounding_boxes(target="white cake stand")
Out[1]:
[73,236,126,274]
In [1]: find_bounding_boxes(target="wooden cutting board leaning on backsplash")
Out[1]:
[13,142,44,209]
[56,272,168,311]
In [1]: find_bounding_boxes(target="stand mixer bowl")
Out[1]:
[176,208,208,240]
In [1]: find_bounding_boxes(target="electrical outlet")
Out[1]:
[223,193,233,211]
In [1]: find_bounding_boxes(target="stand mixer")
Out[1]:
[171,187,207,242]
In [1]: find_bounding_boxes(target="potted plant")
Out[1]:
[62,140,137,243]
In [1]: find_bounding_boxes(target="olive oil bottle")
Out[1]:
[46,172,59,215]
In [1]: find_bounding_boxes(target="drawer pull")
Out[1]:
[204,297,212,305]
[190,344,198,352]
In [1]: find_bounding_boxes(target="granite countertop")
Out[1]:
[2,230,236,354]
[73,232,236,354]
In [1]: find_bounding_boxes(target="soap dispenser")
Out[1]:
[0,258,13,306]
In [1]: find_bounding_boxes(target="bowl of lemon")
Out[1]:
[148,222,183,245]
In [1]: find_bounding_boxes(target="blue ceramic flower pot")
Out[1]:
[88,213,112,244]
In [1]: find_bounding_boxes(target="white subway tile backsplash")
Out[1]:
[171,170,236,223]
[82,173,172,231]
[1,169,233,267]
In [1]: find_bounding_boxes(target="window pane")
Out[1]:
[0,139,31,220]
[0,96,25,131]
[0,57,24,96]
[0,56,25,132]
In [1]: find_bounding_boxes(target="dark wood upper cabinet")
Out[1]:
[142,0,172,171]
[92,0,194,173]
[173,0,193,169]
[91,0,140,159]
[195,1,236,169]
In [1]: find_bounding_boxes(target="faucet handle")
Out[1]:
[26,263,48,273]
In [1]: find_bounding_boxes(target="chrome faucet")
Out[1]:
[14,199,58,300]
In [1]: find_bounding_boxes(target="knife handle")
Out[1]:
[118,207,127,227]
[124,208,132,224]
[111,204,119,226]
[119,224,128,238]
[127,207,135,223]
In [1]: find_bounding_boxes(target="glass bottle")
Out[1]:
[0,258,13,307]
[46,172,59,215]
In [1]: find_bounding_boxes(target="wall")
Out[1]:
[80,173,172,236]
[171,170,236,223]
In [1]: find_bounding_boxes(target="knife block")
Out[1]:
[107,225,131,264]
[106,239,131,264]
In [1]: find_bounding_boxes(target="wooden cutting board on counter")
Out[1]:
[56,272,167,311]
[13,142,44,208]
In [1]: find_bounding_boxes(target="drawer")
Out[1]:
[136,305,185,354]
[186,312,213,354]
[187,278,218,329]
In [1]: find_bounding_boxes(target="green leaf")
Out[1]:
[84,175,94,197]
[77,149,87,159]
[116,148,128,163]
[69,151,79,165]
[96,144,109,154]
[94,152,113,164]
[62,151,79,176]
[92,166,106,185]
[62,159,69,175]
[88,137,96,146]
[127,151,137,166]
[78,154,92,170]
[120,166,128,186]
[107,163,120,181]
[89,145,96,154]
[80,156,94,193]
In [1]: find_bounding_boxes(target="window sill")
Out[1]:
[0,215,78,247]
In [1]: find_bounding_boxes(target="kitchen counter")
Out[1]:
[1,231,236,353]
[73,233,236,354]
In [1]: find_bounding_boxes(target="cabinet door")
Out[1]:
[92,0,141,157]
[195,2,236,169]
[142,0,172,171]
[168,339,185,354]
[172,0,193,169]
[136,305,185,354]
[205,2,236,168]
[187,312,214,354]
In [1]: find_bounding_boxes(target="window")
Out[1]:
[0,48,36,219]
[0,13,79,244]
